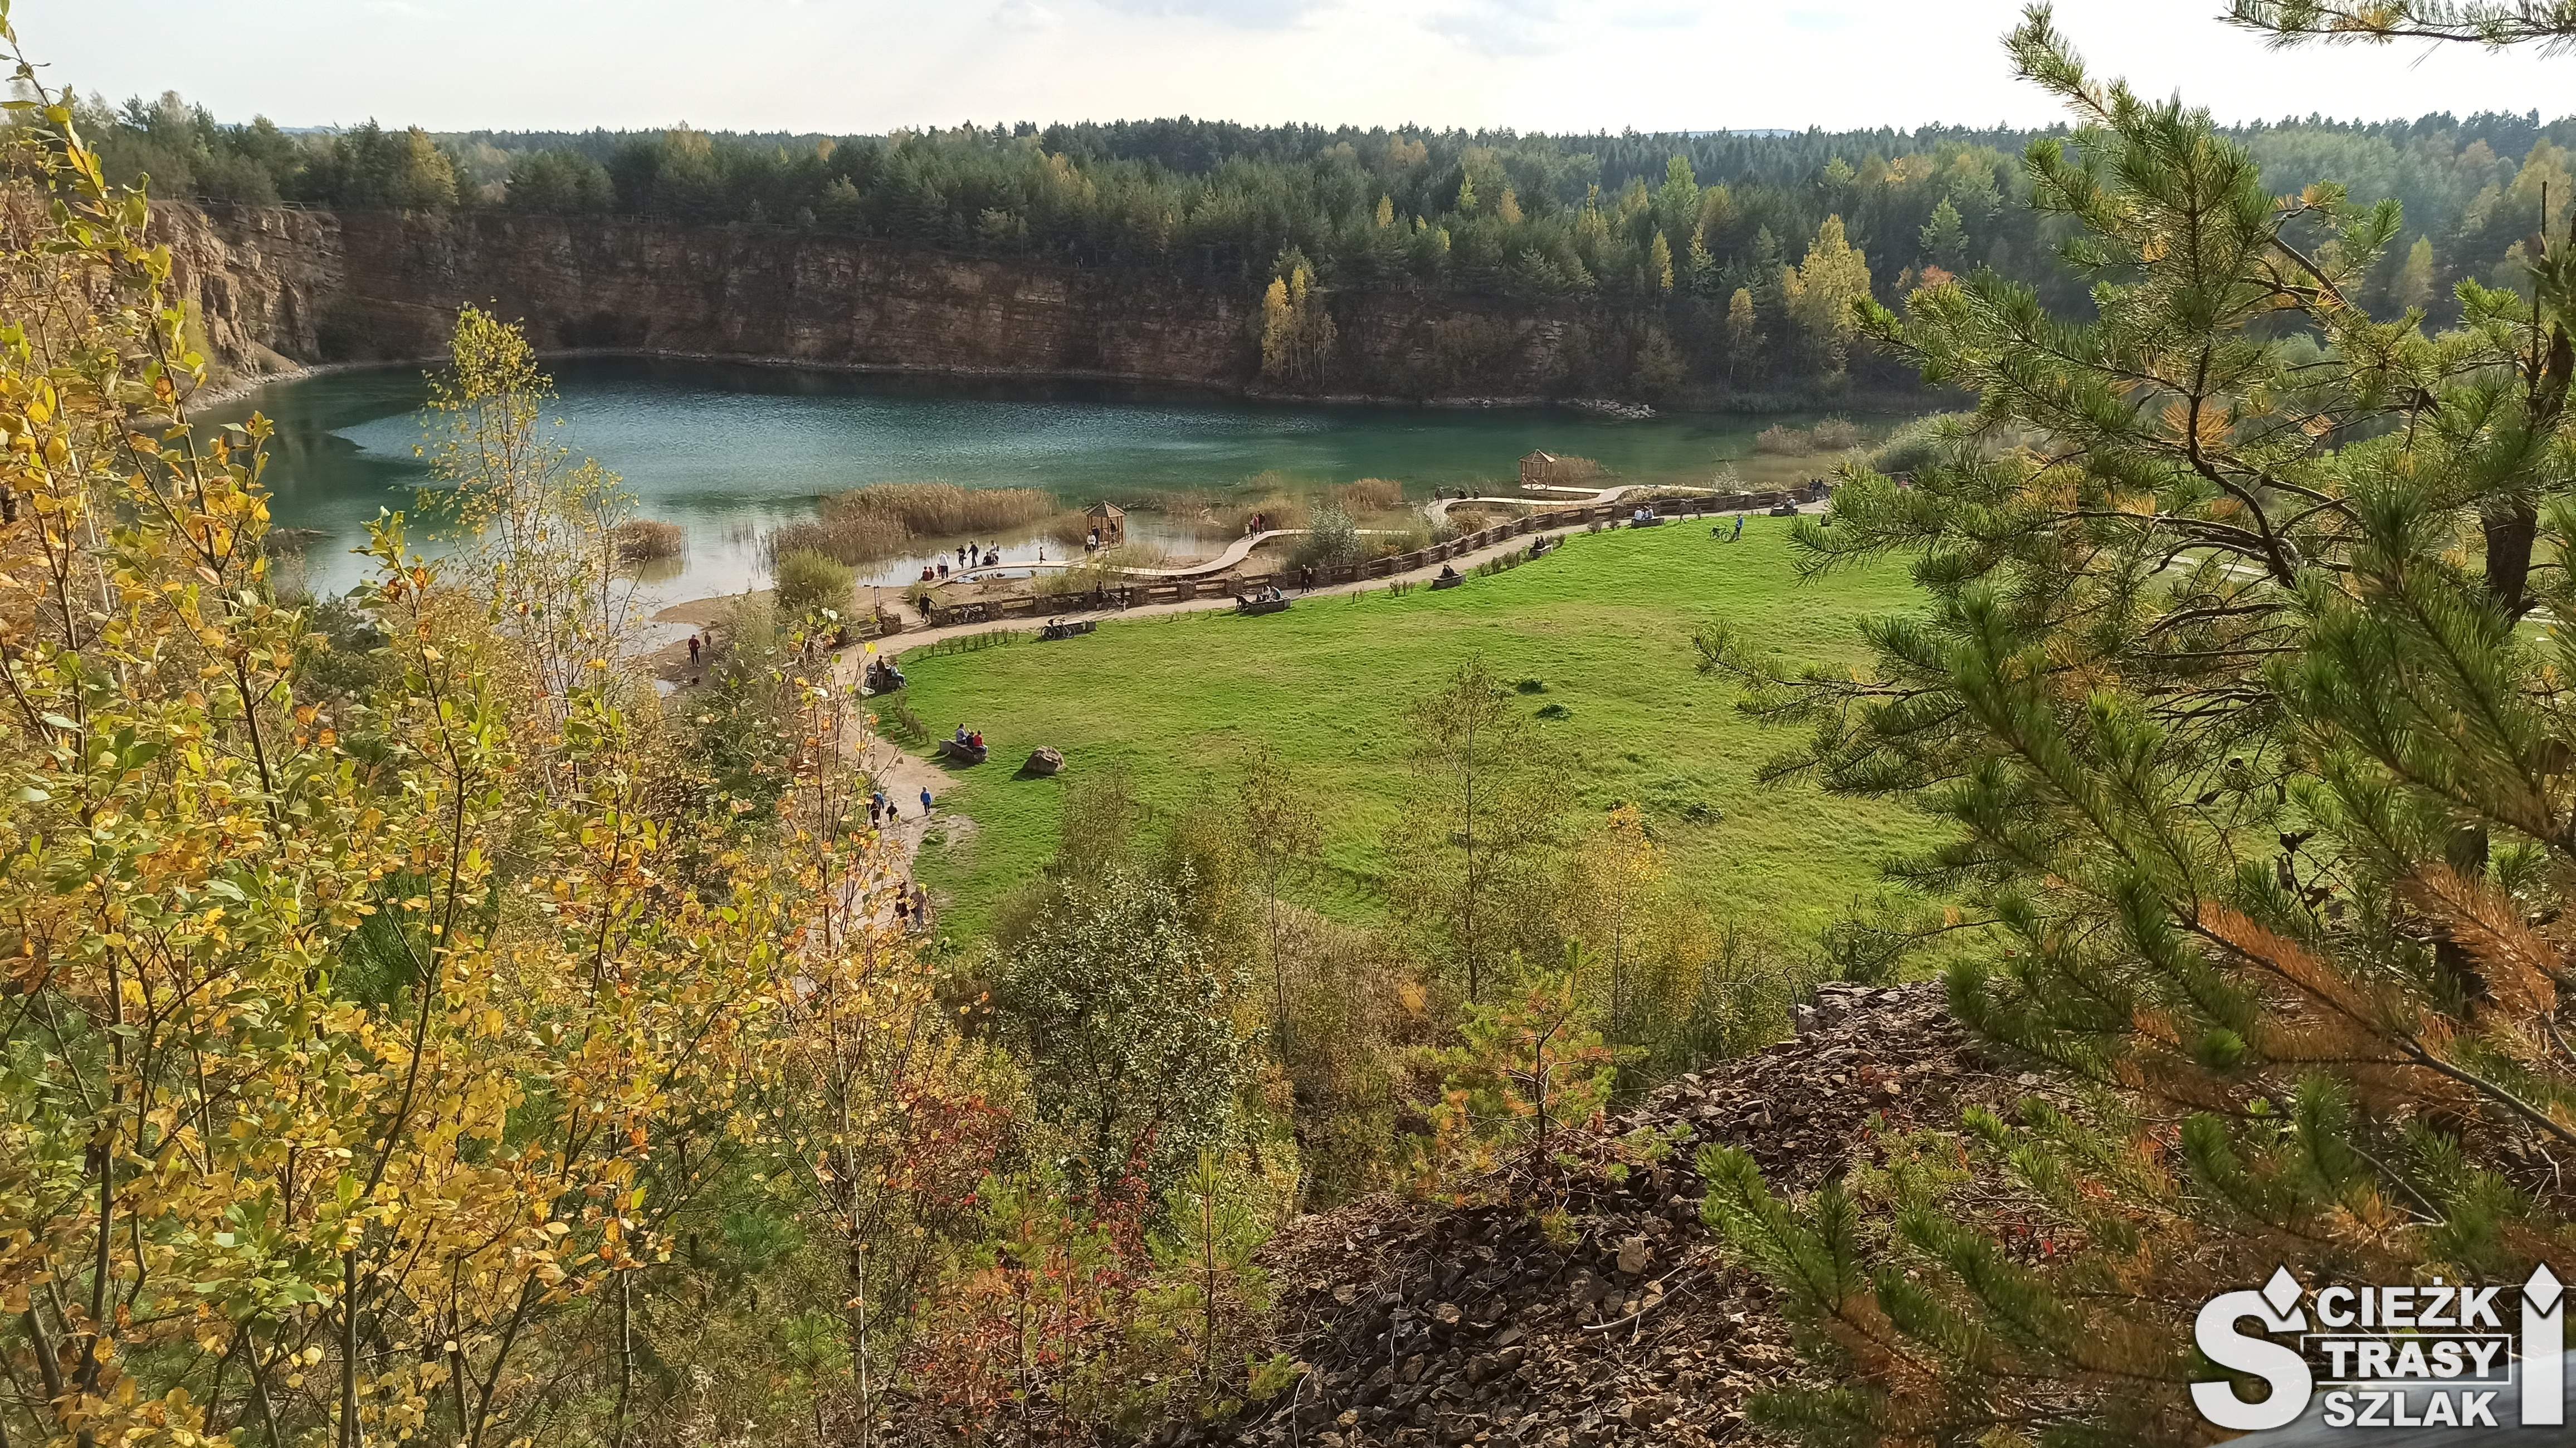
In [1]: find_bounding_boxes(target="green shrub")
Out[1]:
[771,547,853,616]
[1866,410,1972,476]
[1292,504,1362,568]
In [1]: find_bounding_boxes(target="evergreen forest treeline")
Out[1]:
[90,94,2576,393]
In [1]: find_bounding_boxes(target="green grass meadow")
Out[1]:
[897,517,1944,941]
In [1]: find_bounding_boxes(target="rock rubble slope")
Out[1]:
[1185,982,2012,1448]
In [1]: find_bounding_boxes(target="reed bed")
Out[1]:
[1335,478,1406,511]
[1753,418,1863,456]
[766,512,908,566]
[767,483,1069,566]
[612,518,686,562]
[822,483,1056,537]
[1208,495,1312,536]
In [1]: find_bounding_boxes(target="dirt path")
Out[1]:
[943,524,1401,585]
[1423,481,1718,525]
[835,495,1827,898]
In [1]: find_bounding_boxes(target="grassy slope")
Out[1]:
[900,517,1941,941]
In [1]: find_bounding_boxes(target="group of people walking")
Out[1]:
[866,788,936,933]
[926,542,1012,582]
[891,879,929,932]
[870,785,934,825]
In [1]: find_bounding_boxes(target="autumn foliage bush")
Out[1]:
[0,63,1043,1448]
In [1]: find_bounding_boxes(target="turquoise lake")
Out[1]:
[230,356,1887,604]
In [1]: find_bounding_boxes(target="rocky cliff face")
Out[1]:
[150,203,346,383]
[151,202,1658,402]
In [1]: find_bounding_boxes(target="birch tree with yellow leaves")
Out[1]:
[0,20,950,1448]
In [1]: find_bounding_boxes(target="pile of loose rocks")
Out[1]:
[1178,981,2014,1448]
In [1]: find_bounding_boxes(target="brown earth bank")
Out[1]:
[149,202,1923,409]
[1166,982,2015,1448]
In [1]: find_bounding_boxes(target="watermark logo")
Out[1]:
[2193,1264,2565,1431]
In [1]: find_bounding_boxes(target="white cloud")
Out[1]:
[1091,0,1318,26]
[993,0,1061,30]
[1425,0,1564,58]
[18,0,2576,135]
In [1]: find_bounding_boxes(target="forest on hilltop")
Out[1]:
[86,94,2576,394]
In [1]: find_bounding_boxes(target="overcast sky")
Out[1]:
[21,0,2576,136]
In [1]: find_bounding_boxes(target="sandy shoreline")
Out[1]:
[187,345,1935,417]
[640,488,1804,686]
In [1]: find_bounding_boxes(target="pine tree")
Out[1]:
[1649,229,1676,295]
[2393,231,2438,311]
[1387,659,1569,1002]
[1144,1147,1284,1409]
[1629,322,1686,398]
[1290,262,1334,378]
[1700,8,2576,1442]
[1918,194,1968,268]
[1725,286,1762,381]
[1414,946,1622,1187]
[1656,154,1701,237]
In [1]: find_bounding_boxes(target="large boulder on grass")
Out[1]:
[1022,746,1065,777]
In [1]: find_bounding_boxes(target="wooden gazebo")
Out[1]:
[1084,502,1126,549]
[1519,451,1604,488]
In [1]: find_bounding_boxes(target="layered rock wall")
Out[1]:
[150,202,1652,400]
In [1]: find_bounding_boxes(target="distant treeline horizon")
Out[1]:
[84,93,2576,395]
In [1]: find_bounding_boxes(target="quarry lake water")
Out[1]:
[231,355,1885,605]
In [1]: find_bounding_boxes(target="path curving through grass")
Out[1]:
[873,512,1941,942]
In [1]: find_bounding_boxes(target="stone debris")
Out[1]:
[1174,982,2009,1448]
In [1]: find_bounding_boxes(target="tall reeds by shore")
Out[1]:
[1751,417,1862,456]
[612,518,686,561]
[764,483,1065,565]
